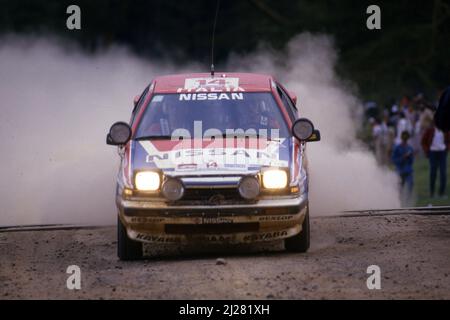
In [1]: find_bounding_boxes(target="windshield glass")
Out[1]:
[134,92,289,139]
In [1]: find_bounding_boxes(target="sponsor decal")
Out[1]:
[140,138,287,168]
[177,163,198,170]
[135,233,182,243]
[258,215,294,222]
[177,77,245,93]
[134,230,293,244]
[201,217,233,224]
[178,93,244,101]
[224,163,247,169]
[206,160,218,169]
[192,235,234,242]
[243,230,288,242]
[129,217,165,223]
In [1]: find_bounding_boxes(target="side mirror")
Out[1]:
[307,129,321,142]
[133,95,140,107]
[292,118,321,142]
[288,91,297,106]
[106,122,132,146]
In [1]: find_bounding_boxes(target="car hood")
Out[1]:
[130,138,292,176]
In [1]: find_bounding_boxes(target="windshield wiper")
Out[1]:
[134,135,174,141]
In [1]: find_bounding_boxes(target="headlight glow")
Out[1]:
[135,171,161,191]
[262,169,288,189]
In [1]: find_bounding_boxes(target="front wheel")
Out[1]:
[117,216,143,260]
[284,207,310,253]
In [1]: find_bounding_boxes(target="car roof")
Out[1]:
[152,72,274,93]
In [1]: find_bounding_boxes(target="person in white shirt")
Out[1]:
[421,122,450,198]
[395,112,413,145]
[372,116,393,166]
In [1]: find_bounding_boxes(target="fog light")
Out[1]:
[238,176,260,200]
[161,178,185,201]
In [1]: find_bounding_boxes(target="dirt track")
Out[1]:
[1,214,449,299]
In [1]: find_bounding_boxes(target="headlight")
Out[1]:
[262,169,288,189]
[135,171,161,191]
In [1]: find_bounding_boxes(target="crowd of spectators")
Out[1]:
[365,89,449,203]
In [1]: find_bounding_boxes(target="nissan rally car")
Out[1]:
[106,73,320,260]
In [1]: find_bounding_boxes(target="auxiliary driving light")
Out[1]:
[238,176,260,200]
[161,178,185,201]
[135,171,161,191]
[262,169,288,189]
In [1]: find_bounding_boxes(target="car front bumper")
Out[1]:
[117,194,308,244]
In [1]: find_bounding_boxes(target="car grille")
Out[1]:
[172,187,253,205]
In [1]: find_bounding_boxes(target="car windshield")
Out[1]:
[134,92,289,139]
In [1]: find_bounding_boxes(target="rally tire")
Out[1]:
[284,207,310,253]
[118,216,143,260]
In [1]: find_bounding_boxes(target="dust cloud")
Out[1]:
[227,33,401,214]
[0,33,399,226]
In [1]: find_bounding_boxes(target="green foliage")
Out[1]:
[0,0,449,102]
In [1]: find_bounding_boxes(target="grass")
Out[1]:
[413,155,450,207]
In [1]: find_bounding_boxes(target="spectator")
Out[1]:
[435,86,450,131]
[418,104,434,133]
[364,101,378,120]
[421,120,450,198]
[392,131,414,197]
[404,104,417,129]
[372,116,392,166]
[389,104,400,127]
[400,95,410,110]
[394,112,413,145]
[414,104,434,156]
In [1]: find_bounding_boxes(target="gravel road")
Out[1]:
[1,214,449,299]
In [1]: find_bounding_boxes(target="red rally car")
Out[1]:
[106,73,320,260]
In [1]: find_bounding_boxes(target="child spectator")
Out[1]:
[392,131,414,197]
